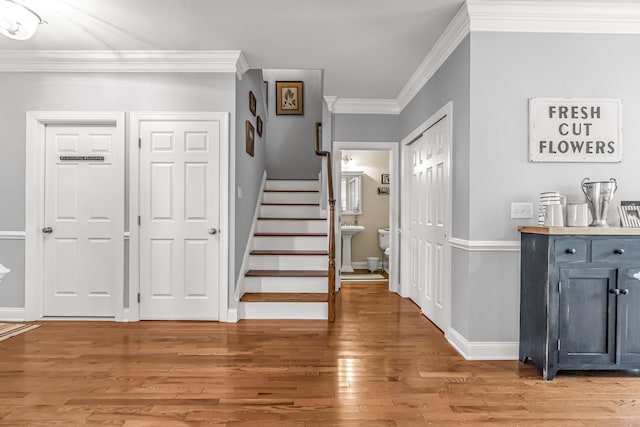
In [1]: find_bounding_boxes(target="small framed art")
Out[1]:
[257,116,263,137]
[276,81,303,115]
[381,174,390,184]
[619,201,640,227]
[245,120,255,157]
[249,91,257,116]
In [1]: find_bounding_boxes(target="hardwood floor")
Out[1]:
[2,282,640,425]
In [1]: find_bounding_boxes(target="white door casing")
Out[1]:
[25,112,126,321]
[332,142,400,294]
[130,112,229,321]
[43,125,124,316]
[401,102,452,333]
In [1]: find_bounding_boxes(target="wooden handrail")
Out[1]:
[314,122,336,322]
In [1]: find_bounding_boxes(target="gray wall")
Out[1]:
[333,114,399,142]
[462,32,640,342]
[471,32,640,240]
[263,69,322,179]
[0,72,236,308]
[234,69,267,285]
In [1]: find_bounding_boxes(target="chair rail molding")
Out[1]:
[449,237,520,252]
[0,50,249,78]
[0,231,26,240]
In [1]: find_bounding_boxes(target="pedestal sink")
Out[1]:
[340,225,364,273]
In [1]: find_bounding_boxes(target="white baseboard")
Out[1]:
[0,307,25,321]
[446,327,518,360]
[226,308,238,323]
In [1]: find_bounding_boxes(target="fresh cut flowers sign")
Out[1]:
[529,98,622,162]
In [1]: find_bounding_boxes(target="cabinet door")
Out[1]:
[558,268,617,366]
[617,268,640,364]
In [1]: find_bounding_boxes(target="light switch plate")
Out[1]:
[511,202,533,219]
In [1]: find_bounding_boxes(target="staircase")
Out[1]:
[239,179,330,319]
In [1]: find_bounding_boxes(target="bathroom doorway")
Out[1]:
[333,142,399,294]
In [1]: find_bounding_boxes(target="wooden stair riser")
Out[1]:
[244,276,328,293]
[240,301,328,320]
[253,235,328,251]
[249,255,329,270]
[265,180,319,191]
[263,192,319,204]
[256,219,327,234]
[260,205,321,218]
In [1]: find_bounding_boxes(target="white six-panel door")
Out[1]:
[138,119,221,320]
[43,125,124,317]
[404,114,451,332]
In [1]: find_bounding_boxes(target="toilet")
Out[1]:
[378,228,390,270]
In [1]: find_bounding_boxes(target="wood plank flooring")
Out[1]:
[2,282,640,425]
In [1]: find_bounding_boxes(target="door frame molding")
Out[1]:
[332,141,400,294]
[25,111,126,321]
[129,112,230,322]
[400,101,453,333]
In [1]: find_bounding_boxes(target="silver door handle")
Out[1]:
[42,227,53,234]
[208,228,218,235]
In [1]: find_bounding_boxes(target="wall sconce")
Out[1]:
[342,155,352,165]
[0,0,45,40]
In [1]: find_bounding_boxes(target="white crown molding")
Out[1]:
[0,231,26,240]
[0,50,250,77]
[468,0,640,34]
[396,2,471,111]
[323,96,338,112]
[447,327,518,360]
[330,98,401,115]
[449,237,520,252]
[331,0,640,116]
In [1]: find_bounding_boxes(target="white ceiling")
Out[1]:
[0,0,465,99]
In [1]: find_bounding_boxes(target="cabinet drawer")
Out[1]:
[554,239,588,263]
[592,239,640,263]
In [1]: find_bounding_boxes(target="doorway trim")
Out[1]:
[400,101,453,333]
[129,112,230,323]
[332,141,400,294]
[25,111,126,321]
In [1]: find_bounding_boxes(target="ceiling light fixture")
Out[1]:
[0,0,44,40]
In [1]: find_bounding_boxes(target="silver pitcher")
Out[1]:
[581,177,618,227]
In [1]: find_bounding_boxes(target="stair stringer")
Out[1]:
[234,171,267,304]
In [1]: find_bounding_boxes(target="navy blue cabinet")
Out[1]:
[519,229,640,380]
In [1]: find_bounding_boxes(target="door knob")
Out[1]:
[42,227,53,234]
[614,248,625,255]
[565,248,576,254]
[609,289,620,295]
[208,228,218,235]
[621,289,630,295]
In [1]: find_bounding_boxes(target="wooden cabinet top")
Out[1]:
[518,226,640,235]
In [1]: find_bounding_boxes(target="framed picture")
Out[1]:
[256,116,263,137]
[245,120,255,157]
[276,81,303,115]
[378,187,390,195]
[381,174,390,184]
[249,91,257,116]
[619,202,640,227]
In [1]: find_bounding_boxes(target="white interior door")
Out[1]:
[139,119,221,320]
[404,115,451,331]
[43,125,124,317]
